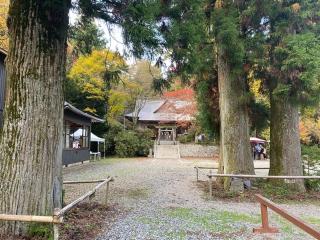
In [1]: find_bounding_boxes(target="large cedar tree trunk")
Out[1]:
[0,0,70,235]
[217,49,255,189]
[269,95,305,191]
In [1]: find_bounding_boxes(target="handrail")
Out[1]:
[0,177,114,240]
[0,214,62,224]
[63,179,106,184]
[254,194,320,239]
[57,177,113,217]
[194,166,269,181]
[207,173,320,179]
[195,166,269,170]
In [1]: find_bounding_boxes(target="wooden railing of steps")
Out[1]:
[0,177,114,240]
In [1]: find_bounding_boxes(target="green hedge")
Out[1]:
[104,121,124,155]
[114,129,153,157]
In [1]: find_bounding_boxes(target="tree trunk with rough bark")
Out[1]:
[217,49,255,189]
[217,51,254,188]
[214,0,254,189]
[0,0,70,236]
[269,95,305,191]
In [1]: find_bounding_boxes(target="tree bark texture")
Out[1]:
[0,0,70,235]
[217,49,255,189]
[269,95,305,191]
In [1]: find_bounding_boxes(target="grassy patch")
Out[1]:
[126,188,149,199]
[27,223,53,240]
[165,230,187,239]
[165,207,259,233]
[271,215,310,239]
[303,216,320,227]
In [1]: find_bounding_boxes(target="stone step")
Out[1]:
[154,145,180,159]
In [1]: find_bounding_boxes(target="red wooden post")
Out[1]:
[253,202,279,234]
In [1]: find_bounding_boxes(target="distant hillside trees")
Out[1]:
[0,0,8,50]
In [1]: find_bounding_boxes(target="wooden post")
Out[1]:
[53,208,61,240]
[105,181,110,206]
[53,224,59,240]
[253,203,279,233]
[196,167,199,181]
[208,170,213,200]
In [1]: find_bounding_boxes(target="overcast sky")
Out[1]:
[69,10,137,65]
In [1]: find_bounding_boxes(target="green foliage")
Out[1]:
[280,33,320,106]
[248,101,269,134]
[302,144,320,162]
[195,75,220,140]
[69,19,107,57]
[302,145,320,191]
[177,133,194,144]
[28,223,53,240]
[252,1,320,108]
[104,121,124,155]
[115,131,138,157]
[121,1,162,57]
[114,129,153,157]
[213,8,245,75]
[253,179,299,198]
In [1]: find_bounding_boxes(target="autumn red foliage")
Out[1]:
[162,88,194,101]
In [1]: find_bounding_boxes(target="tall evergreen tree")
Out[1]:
[212,1,255,187]
[249,1,320,191]
[0,0,70,235]
[0,0,161,236]
[69,19,106,58]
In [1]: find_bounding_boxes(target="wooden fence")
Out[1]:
[0,177,113,240]
[194,166,269,181]
[254,194,320,239]
[206,173,320,199]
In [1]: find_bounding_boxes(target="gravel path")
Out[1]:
[63,158,320,240]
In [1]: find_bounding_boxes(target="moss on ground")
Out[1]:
[165,207,259,233]
[127,188,149,199]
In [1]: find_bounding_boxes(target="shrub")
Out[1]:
[114,131,139,157]
[104,121,124,155]
[178,134,194,143]
[302,144,320,191]
[114,129,153,157]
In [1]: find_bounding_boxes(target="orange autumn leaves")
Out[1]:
[0,0,8,51]
[299,115,320,145]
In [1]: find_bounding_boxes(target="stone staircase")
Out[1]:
[154,143,180,159]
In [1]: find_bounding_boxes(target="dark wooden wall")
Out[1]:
[0,52,6,127]
[62,109,92,165]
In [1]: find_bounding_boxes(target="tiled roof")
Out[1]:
[162,88,194,100]
[126,99,195,122]
[64,102,104,123]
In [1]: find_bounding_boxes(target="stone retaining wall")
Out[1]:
[179,144,219,158]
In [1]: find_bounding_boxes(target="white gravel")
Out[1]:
[62,158,320,240]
